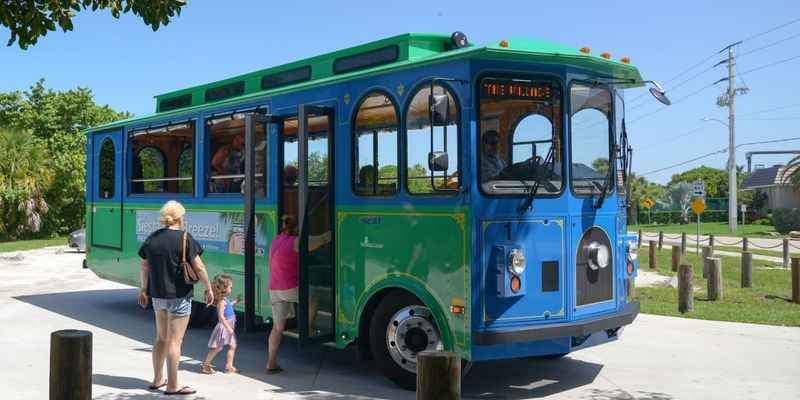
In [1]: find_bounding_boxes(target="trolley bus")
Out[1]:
[84,32,670,388]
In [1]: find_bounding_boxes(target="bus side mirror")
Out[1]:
[428,151,449,172]
[429,94,450,126]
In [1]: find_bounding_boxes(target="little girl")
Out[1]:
[201,274,240,374]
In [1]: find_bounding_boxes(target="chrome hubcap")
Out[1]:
[386,305,442,373]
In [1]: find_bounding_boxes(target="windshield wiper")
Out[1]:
[594,145,616,209]
[518,147,554,213]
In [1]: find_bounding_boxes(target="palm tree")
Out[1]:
[0,129,53,239]
[779,155,800,188]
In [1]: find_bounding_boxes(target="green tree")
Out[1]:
[0,129,53,239]
[591,157,609,175]
[1,0,186,49]
[0,80,130,235]
[668,166,727,198]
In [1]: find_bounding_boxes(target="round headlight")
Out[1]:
[587,242,610,270]
[626,241,638,262]
[508,248,526,275]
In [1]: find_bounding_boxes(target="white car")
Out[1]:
[68,228,86,252]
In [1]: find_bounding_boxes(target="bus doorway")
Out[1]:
[278,105,335,343]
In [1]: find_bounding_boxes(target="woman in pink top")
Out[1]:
[266,215,330,374]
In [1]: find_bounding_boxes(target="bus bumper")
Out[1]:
[473,301,639,346]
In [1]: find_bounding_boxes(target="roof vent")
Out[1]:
[450,31,469,49]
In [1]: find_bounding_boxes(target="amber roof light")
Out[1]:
[499,40,509,48]
[601,52,611,59]
[580,47,591,54]
[621,56,631,64]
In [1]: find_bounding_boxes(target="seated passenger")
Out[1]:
[284,165,298,187]
[481,130,507,182]
[211,134,245,192]
[356,165,376,192]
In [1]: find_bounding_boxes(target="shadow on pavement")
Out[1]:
[18,288,607,399]
[578,389,673,400]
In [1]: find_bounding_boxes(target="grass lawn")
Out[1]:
[0,236,67,253]
[637,222,778,238]
[636,247,800,327]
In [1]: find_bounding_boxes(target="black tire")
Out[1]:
[188,301,216,328]
[82,259,88,269]
[369,291,423,390]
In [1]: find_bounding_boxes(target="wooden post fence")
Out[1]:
[707,257,723,301]
[709,234,715,252]
[658,231,664,250]
[417,351,460,400]
[649,241,657,269]
[681,232,687,254]
[678,263,693,313]
[50,329,92,400]
[783,239,790,269]
[792,258,800,304]
[671,245,680,273]
[741,252,752,288]
[701,246,712,279]
[627,277,636,300]
[638,229,643,246]
[742,237,749,252]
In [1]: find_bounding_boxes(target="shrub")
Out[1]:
[772,208,800,234]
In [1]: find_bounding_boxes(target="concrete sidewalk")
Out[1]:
[2,246,799,399]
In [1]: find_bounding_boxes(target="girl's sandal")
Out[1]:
[224,366,239,374]
[200,363,215,375]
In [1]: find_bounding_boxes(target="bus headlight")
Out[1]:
[626,241,638,262]
[587,242,610,270]
[508,248,526,275]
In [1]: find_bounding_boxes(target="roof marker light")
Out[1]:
[580,47,591,54]
[621,56,631,64]
[601,52,611,59]
[499,40,509,48]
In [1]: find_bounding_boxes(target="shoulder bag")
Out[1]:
[181,231,200,285]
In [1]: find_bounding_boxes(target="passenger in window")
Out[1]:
[211,134,245,193]
[481,130,507,181]
[283,165,298,186]
[445,170,460,189]
[357,165,376,192]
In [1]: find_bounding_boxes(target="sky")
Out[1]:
[2,0,800,184]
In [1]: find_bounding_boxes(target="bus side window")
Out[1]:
[353,91,399,196]
[405,83,460,194]
[206,116,266,196]
[99,138,115,199]
[129,122,195,195]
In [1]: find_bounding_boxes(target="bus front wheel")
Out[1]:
[369,292,443,390]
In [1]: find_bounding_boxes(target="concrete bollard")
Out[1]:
[671,245,680,273]
[50,329,92,400]
[707,257,723,301]
[417,351,460,400]
[658,231,664,250]
[793,258,800,304]
[741,252,753,288]
[701,246,712,279]
[743,237,749,252]
[681,232,687,254]
[649,241,657,269]
[783,239,790,269]
[678,264,694,313]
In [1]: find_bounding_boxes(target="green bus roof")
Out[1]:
[88,33,643,133]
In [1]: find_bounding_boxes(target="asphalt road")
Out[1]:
[2,246,799,399]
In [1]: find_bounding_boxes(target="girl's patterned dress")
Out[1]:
[208,297,236,348]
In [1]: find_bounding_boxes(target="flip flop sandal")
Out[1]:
[266,366,283,375]
[224,366,239,374]
[200,363,215,375]
[147,382,167,390]
[165,386,197,396]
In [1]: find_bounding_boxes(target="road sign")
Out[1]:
[691,198,707,215]
[642,198,655,209]
[692,180,706,198]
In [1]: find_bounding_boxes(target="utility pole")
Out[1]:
[714,41,748,233]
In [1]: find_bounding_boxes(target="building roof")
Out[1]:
[86,32,643,134]
[742,165,798,189]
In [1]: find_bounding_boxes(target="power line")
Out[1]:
[737,54,800,76]
[740,116,800,121]
[737,137,800,148]
[739,103,800,117]
[740,17,800,44]
[740,31,800,58]
[628,83,716,124]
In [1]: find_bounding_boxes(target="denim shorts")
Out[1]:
[152,296,192,317]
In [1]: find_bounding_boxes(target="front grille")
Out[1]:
[575,227,613,306]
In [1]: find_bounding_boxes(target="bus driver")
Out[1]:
[481,130,507,181]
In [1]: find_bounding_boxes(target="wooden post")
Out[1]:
[783,238,790,269]
[627,277,636,299]
[681,232,687,254]
[678,263,693,313]
[50,329,92,400]
[658,231,664,250]
[701,246,712,279]
[638,229,643,246]
[741,252,752,288]
[649,240,657,269]
[671,245,680,273]
[417,351,460,400]
[709,234,715,252]
[742,237,749,252]
[707,257,723,301]
[792,258,800,304]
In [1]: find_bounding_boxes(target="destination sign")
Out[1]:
[481,80,555,100]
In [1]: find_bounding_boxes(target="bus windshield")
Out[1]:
[570,83,613,195]
[478,76,563,195]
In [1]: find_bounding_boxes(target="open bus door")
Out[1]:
[242,113,281,332]
[297,104,335,343]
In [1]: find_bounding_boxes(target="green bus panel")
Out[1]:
[334,205,471,358]
[92,205,122,248]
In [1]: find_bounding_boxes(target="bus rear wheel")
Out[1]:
[369,292,443,390]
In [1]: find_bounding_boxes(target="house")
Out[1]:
[742,164,800,209]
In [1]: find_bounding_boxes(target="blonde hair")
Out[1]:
[159,200,186,227]
[211,274,233,304]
